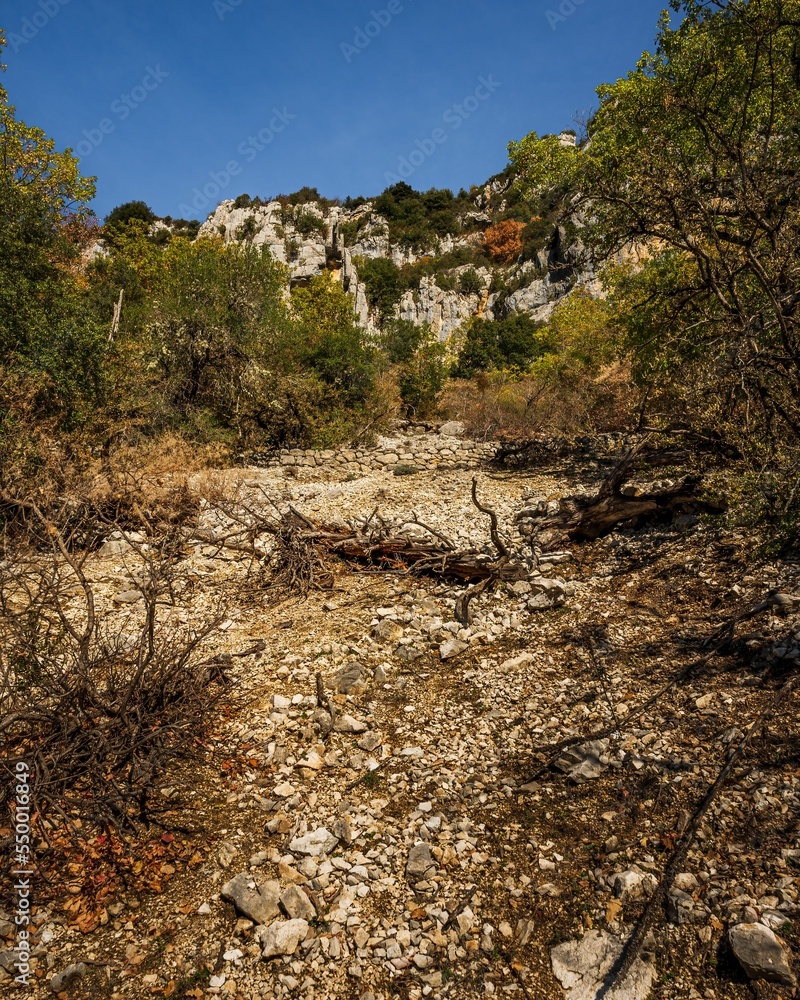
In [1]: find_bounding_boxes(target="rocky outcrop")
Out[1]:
[397,270,493,341]
[198,192,597,339]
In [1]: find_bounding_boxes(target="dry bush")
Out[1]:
[440,362,637,440]
[0,503,228,844]
[482,220,525,263]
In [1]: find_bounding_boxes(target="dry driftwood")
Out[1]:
[260,479,528,592]
[538,440,725,545]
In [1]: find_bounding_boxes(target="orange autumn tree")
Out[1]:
[482,219,525,262]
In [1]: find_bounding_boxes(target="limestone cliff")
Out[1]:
[197,173,595,341]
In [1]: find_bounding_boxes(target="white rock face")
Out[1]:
[398,274,490,342]
[198,194,598,341]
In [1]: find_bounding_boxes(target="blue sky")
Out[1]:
[6,0,669,221]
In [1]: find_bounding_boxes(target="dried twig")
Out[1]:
[599,671,799,996]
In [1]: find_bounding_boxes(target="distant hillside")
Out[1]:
[149,131,594,342]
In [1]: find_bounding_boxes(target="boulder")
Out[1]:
[280,885,316,921]
[406,842,437,883]
[555,740,609,784]
[551,929,653,1000]
[289,828,339,857]
[439,421,465,437]
[221,874,281,925]
[49,964,88,993]
[439,638,469,661]
[258,919,310,959]
[729,922,795,987]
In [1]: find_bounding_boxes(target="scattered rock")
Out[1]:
[50,964,87,993]
[335,663,365,693]
[258,919,310,959]
[221,874,281,925]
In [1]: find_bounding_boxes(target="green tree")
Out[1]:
[356,257,405,320]
[0,29,105,420]
[451,314,546,378]
[291,276,376,406]
[105,201,156,233]
[148,237,289,419]
[509,0,800,448]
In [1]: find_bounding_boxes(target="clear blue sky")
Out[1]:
[6,0,669,221]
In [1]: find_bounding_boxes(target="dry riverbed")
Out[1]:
[5,447,800,1000]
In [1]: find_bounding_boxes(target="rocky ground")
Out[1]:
[4,437,800,1000]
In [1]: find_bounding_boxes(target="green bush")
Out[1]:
[295,211,327,238]
[459,268,483,295]
[373,183,473,250]
[380,320,445,417]
[235,215,258,242]
[234,194,252,209]
[451,314,548,379]
[393,464,419,476]
[105,201,156,232]
[356,257,404,320]
[435,272,457,291]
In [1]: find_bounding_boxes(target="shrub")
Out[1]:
[380,320,446,417]
[105,200,156,231]
[373,183,473,250]
[483,220,525,262]
[393,464,419,476]
[295,211,327,238]
[172,218,201,240]
[234,193,252,209]
[451,314,548,379]
[459,268,483,295]
[235,215,258,242]
[435,272,457,291]
[147,238,290,421]
[291,276,377,408]
[357,257,404,320]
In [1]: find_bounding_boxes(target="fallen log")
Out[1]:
[536,441,725,546]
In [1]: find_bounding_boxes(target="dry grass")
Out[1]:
[439,362,637,441]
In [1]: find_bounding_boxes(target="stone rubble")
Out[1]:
[9,436,800,1000]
